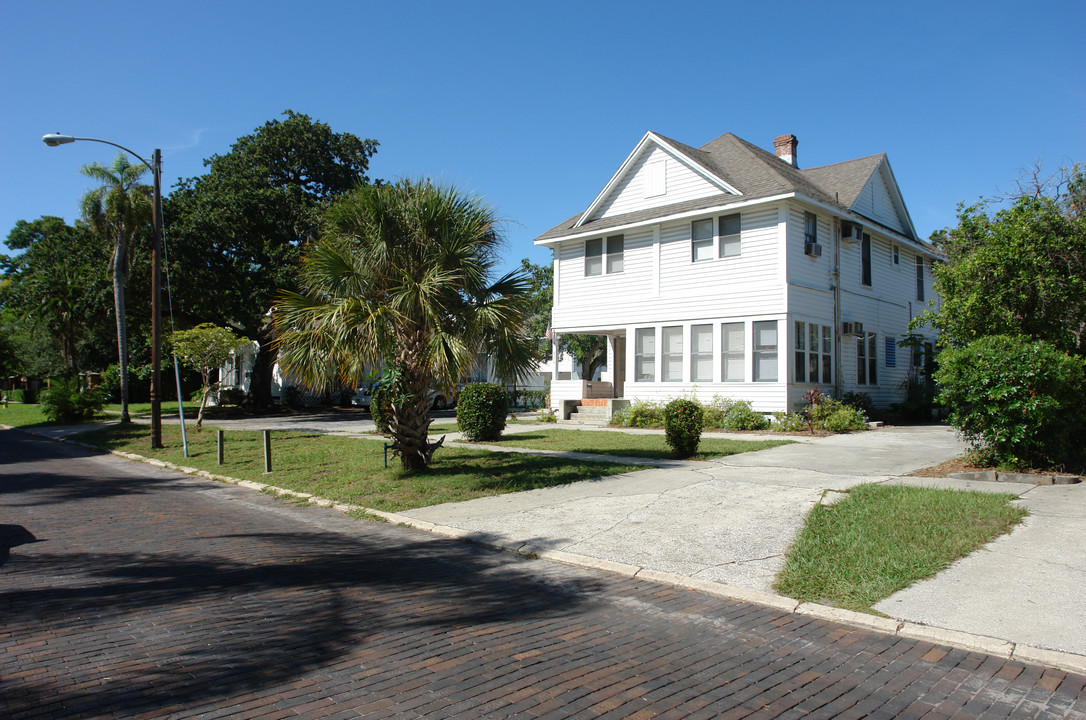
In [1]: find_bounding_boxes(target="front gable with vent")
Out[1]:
[575,132,741,228]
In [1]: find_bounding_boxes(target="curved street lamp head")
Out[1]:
[42,133,76,147]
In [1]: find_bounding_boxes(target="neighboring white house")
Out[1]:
[535,131,941,420]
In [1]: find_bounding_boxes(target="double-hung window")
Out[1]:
[804,212,818,244]
[857,332,878,386]
[634,328,655,382]
[662,326,683,382]
[722,322,744,382]
[915,255,925,301]
[585,235,623,276]
[719,213,741,257]
[794,322,832,384]
[752,321,778,382]
[691,214,742,261]
[690,325,714,382]
[691,219,714,262]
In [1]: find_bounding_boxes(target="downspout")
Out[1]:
[833,217,842,399]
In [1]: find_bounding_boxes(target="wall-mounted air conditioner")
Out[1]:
[842,321,864,336]
[841,221,863,243]
[804,242,822,257]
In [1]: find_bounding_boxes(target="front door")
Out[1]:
[612,335,625,398]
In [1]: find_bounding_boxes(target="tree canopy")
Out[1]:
[0,217,114,377]
[275,179,538,471]
[165,111,379,405]
[920,191,1086,355]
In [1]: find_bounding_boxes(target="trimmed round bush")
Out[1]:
[663,398,704,458]
[935,335,1086,468]
[457,382,509,442]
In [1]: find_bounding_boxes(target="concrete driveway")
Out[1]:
[399,425,1086,658]
[401,426,970,591]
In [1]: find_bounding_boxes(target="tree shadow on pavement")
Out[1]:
[1,528,604,719]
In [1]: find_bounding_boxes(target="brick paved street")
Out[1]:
[2,428,1084,719]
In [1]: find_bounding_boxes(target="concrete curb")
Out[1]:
[7,422,1086,677]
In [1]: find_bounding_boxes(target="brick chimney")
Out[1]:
[773,134,798,167]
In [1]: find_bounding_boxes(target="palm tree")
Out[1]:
[275,179,538,471]
[80,154,151,423]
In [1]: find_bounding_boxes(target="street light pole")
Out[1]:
[43,134,164,448]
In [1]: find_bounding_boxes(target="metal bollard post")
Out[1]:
[263,430,272,474]
[217,430,224,466]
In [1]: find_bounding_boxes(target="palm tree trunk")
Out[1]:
[113,235,130,423]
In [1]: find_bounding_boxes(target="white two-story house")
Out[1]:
[535,131,940,420]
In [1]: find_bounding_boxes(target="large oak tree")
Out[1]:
[165,111,378,406]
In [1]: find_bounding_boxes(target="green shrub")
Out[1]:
[935,335,1086,468]
[370,382,393,435]
[841,391,874,416]
[611,399,665,427]
[40,380,104,423]
[704,396,770,431]
[772,411,807,432]
[818,405,870,432]
[808,395,868,432]
[663,397,703,458]
[537,409,557,423]
[457,382,509,442]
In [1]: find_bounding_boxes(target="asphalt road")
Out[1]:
[2,428,1084,719]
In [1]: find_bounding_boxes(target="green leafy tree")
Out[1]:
[520,258,553,357]
[516,258,606,375]
[81,155,152,422]
[275,179,537,471]
[920,193,1086,355]
[1,217,113,377]
[165,111,378,407]
[170,323,251,427]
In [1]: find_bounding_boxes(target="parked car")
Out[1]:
[353,381,455,412]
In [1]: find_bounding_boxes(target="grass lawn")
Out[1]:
[74,423,643,512]
[773,483,1028,613]
[104,401,201,416]
[454,427,790,460]
[0,403,48,427]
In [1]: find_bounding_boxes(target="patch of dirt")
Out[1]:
[908,458,990,478]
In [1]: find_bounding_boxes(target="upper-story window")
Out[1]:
[915,255,925,301]
[691,213,742,262]
[861,233,873,286]
[585,234,624,276]
[892,244,900,265]
[804,212,818,244]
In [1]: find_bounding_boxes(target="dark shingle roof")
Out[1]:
[534,131,917,243]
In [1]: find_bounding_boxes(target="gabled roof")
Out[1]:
[536,131,921,244]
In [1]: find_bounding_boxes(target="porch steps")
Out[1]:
[557,403,612,427]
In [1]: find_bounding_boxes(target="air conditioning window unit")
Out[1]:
[842,321,864,336]
[804,242,822,257]
[841,221,863,243]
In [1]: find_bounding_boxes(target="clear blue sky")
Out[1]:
[3,0,1083,277]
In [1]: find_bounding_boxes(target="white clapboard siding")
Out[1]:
[554,205,786,329]
[594,146,725,221]
[787,206,833,292]
[852,165,905,235]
